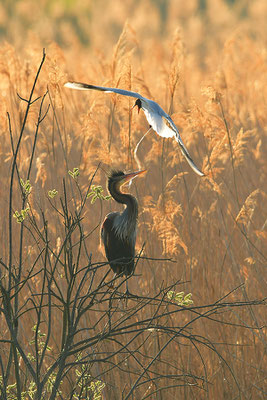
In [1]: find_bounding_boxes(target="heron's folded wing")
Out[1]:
[101,215,135,273]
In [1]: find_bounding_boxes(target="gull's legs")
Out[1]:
[134,127,152,170]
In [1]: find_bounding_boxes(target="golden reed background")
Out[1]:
[0,0,266,398]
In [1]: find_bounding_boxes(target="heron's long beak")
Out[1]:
[121,170,146,187]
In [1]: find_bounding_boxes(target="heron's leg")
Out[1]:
[107,272,117,289]
[134,127,152,170]
[123,279,131,306]
[126,278,129,295]
[124,277,138,298]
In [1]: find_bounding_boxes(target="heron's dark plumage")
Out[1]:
[108,170,125,179]
[101,213,135,276]
[101,169,143,277]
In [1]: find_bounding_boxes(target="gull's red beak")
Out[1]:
[131,103,140,114]
[131,99,142,114]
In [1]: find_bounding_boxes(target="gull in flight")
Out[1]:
[64,81,204,176]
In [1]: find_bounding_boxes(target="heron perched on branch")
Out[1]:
[101,169,146,293]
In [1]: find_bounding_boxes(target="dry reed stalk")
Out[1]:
[0,2,266,398]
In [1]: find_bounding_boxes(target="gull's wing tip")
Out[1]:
[186,158,205,177]
[175,136,205,177]
[64,82,88,90]
[188,160,205,176]
[191,162,205,177]
[64,81,142,98]
[196,169,205,177]
[64,81,74,87]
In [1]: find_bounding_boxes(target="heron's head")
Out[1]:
[108,169,146,192]
[133,99,142,114]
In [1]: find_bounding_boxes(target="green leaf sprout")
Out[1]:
[87,185,111,204]
[13,207,30,223]
[68,167,80,178]
[20,178,32,195]
[167,290,193,306]
[48,189,58,198]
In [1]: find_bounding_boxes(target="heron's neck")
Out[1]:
[112,191,138,238]
[113,192,138,218]
[122,194,138,222]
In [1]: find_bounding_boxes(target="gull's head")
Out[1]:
[133,98,142,114]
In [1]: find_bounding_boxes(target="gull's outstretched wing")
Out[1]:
[64,81,144,99]
[65,81,205,176]
[174,134,205,176]
[161,116,205,176]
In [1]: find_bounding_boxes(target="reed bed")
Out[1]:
[0,1,266,399]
